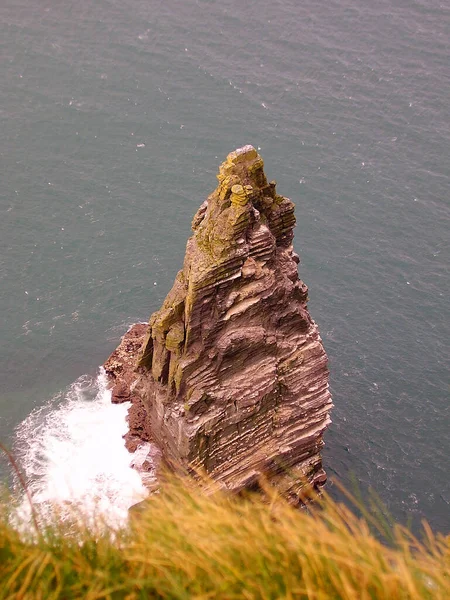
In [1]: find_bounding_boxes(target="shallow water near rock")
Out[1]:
[0,0,449,531]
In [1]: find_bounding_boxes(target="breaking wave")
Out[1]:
[13,370,151,530]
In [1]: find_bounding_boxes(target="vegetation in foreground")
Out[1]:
[0,475,449,600]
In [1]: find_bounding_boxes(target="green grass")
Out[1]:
[0,474,449,599]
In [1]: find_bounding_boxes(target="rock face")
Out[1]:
[104,145,332,499]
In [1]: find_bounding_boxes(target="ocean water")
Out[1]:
[1,0,448,531]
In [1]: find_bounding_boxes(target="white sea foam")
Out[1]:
[13,370,151,531]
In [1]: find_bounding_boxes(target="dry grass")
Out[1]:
[0,475,449,599]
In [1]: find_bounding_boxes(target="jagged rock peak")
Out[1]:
[192,144,295,260]
[104,145,332,500]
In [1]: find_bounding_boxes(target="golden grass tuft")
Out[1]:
[0,475,449,599]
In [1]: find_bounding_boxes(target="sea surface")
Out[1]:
[1,0,449,531]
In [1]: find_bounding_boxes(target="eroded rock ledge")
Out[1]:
[104,145,332,500]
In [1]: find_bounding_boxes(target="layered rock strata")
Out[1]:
[104,145,332,499]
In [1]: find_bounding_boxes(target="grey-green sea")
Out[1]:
[1,0,449,531]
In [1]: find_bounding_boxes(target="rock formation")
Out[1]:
[104,145,332,499]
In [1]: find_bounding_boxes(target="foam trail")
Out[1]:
[13,370,151,530]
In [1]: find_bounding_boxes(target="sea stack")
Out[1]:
[104,145,332,499]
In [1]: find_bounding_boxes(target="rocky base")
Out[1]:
[103,323,152,453]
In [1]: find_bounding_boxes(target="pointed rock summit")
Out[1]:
[104,145,332,499]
